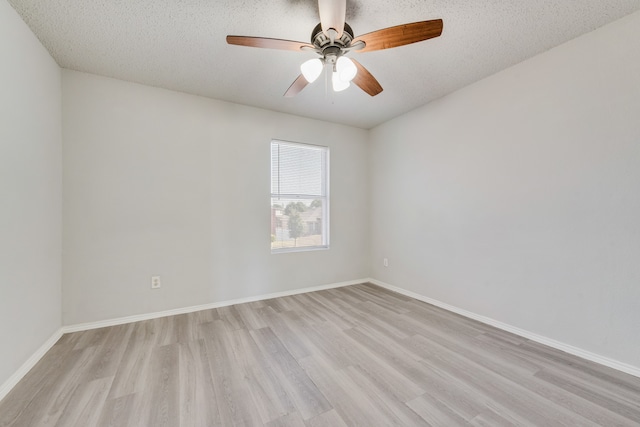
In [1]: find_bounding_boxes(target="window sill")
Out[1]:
[271,246,329,254]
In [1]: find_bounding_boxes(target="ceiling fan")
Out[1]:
[226,0,443,97]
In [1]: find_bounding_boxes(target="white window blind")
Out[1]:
[271,140,329,252]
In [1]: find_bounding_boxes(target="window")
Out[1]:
[271,140,329,252]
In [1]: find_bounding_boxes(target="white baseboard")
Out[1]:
[62,278,368,333]
[368,278,640,379]
[0,328,63,402]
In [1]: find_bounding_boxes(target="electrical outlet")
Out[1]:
[151,276,161,289]
[383,258,388,267]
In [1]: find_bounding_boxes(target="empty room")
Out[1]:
[1,0,640,425]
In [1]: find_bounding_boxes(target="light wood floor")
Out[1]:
[1,283,640,426]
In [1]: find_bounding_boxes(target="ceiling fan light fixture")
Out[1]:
[301,58,324,83]
[336,56,357,82]
[227,1,443,99]
[332,71,350,92]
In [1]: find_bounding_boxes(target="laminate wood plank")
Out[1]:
[96,393,138,427]
[144,343,180,427]
[325,287,366,305]
[344,326,431,383]
[352,283,412,302]
[349,356,425,403]
[230,328,296,423]
[177,340,197,427]
[82,323,133,382]
[396,316,533,375]
[341,365,428,425]
[298,355,405,427]
[280,307,425,403]
[196,319,218,341]
[38,346,102,427]
[2,283,640,426]
[235,302,269,330]
[150,316,180,346]
[407,333,639,426]
[178,338,224,427]
[469,409,520,427]
[0,342,73,425]
[248,299,267,309]
[266,295,297,312]
[216,305,248,332]
[398,297,494,335]
[257,306,313,359]
[298,322,359,370]
[407,335,603,426]
[283,309,323,331]
[419,362,503,421]
[53,377,112,427]
[473,331,552,371]
[300,292,357,330]
[194,307,220,324]
[401,305,491,339]
[477,327,528,345]
[343,286,412,315]
[291,303,424,402]
[305,298,371,332]
[71,327,110,351]
[443,331,540,377]
[174,313,199,343]
[406,393,471,426]
[250,328,332,420]
[266,411,306,427]
[479,332,640,405]
[332,298,413,342]
[347,321,597,425]
[106,320,155,400]
[54,331,82,348]
[519,339,640,394]
[304,409,349,427]
[4,348,96,427]
[203,320,264,426]
[349,301,414,339]
[284,294,329,324]
[419,334,636,425]
[535,367,640,423]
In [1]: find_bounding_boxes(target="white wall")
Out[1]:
[62,70,369,325]
[370,11,640,368]
[0,1,62,388]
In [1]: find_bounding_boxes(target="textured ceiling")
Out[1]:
[8,0,640,129]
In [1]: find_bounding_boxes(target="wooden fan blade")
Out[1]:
[284,75,309,97]
[318,0,346,38]
[351,59,383,96]
[353,19,443,53]
[226,36,313,52]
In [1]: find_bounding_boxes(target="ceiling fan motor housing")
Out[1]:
[311,22,354,54]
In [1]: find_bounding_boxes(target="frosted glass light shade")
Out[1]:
[300,58,323,83]
[336,57,357,82]
[332,71,350,92]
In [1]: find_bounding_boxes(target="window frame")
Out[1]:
[270,139,330,254]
